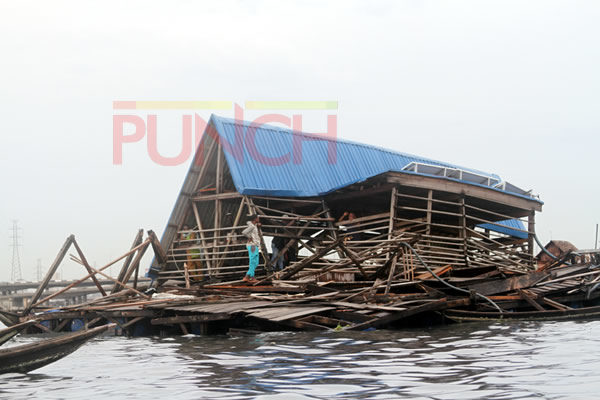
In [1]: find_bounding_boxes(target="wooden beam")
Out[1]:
[114,241,151,293]
[528,210,535,261]
[337,242,368,278]
[71,239,107,297]
[386,172,542,213]
[112,229,144,294]
[518,289,545,311]
[151,313,231,325]
[468,270,549,296]
[276,238,343,281]
[191,202,213,274]
[192,192,242,202]
[347,298,470,331]
[24,235,74,314]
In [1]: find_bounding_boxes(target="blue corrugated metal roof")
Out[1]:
[210,115,532,199]
[477,219,528,239]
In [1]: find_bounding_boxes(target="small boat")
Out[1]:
[0,320,37,347]
[444,304,600,322]
[0,324,112,375]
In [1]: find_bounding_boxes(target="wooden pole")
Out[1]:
[192,202,213,274]
[24,235,74,314]
[217,197,247,270]
[30,239,151,309]
[69,255,150,300]
[71,238,107,297]
[111,229,144,294]
[528,210,536,263]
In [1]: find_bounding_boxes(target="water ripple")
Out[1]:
[1,320,600,399]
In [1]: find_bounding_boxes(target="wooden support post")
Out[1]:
[384,255,398,295]
[213,145,223,273]
[71,239,107,297]
[460,197,470,268]
[528,210,535,263]
[192,202,213,274]
[24,235,74,314]
[426,189,433,236]
[387,187,397,261]
[112,229,144,294]
[322,200,344,259]
[217,197,247,270]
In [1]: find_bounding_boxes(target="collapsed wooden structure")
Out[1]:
[11,115,600,335]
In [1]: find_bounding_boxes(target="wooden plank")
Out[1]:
[151,313,231,325]
[518,289,545,311]
[347,297,470,331]
[414,264,452,280]
[468,270,549,296]
[248,306,333,322]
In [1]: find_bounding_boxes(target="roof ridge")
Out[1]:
[210,114,499,179]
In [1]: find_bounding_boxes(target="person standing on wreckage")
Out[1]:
[242,214,261,283]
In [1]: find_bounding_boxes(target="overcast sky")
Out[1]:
[1,1,598,282]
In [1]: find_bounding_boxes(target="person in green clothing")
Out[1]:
[181,225,203,281]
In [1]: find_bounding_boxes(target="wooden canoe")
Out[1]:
[0,324,112,375]
[0,320,37,347]
[444,305,600,322]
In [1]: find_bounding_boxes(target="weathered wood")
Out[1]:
[468,270,549,296]
[31,239,151,308]
[192,192,242,201]
[148,230,168,266]
[386,172,542,213]
[71,239,107,297]
[151,313,231,325]
[115,241,150,293]
[217,197,247,270]
[191,202,213,274]
[112,230,144,294]
[384,256,397,295]
[338,242,368,278]
[25,235,74,314]
[69,255,150,300]
[518,289,545,311]
[277,239,343,281]
[348,297,470,331]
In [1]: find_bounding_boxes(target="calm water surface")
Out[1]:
[1,320,599,399]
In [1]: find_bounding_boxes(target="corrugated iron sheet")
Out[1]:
[212,115,508,198]
[477,219,528,239]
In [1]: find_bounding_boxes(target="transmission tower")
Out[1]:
[9,220,22,282]
[36,258,43,282]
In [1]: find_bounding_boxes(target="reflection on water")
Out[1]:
[1,320,599,399]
